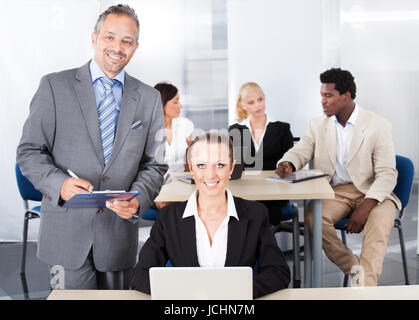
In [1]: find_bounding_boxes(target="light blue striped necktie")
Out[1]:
[98,77,118,164]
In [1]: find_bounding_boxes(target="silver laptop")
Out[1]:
[149,267,253,300]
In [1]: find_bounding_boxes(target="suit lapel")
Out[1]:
[347,107,367,165]
[74,62,104,165]
[323,117,337,167]
[178,216,200,266]
[224,199,248,266]
[242,127,256,157]
[104,73,141,171]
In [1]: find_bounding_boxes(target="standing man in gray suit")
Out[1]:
[16,4,168,289]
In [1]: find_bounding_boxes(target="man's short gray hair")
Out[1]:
[94,4,140,42]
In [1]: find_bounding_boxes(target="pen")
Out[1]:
[67,169,80,179]
[67,169,93,193]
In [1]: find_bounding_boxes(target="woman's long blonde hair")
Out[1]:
[235,82,264,122]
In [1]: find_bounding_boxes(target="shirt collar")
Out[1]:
[89,59,125,86]
[182,189,239,221]
[238,114,273,129]
[333,104,358,126]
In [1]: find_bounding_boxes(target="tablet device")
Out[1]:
[266,170,328,183]
[177,174,195,184]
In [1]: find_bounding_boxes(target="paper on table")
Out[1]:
[266,170,328,183]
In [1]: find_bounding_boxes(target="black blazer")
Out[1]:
[229,121,293,170]
[130,196,290,298]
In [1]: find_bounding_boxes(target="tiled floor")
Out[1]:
[0,184,418,299]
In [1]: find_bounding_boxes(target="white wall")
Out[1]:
[227,0,324,138]
[339,0,419,170]
[227,0,419,174]
[118,0,185,90]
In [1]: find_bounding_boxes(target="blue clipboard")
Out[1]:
[63,191,141,208]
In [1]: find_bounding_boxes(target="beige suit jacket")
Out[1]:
[279,106,401,209]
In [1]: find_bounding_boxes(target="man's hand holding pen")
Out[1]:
[60,170,94,201]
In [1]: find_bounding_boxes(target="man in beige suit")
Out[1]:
[276,68,400,286]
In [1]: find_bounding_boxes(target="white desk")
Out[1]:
[48,285,419,300]
[155,170,335,288]
[259,285,419,300]
[155,170,333,202]
[48,290,150,300]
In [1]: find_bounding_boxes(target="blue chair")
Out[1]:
[142,207,159,220]
[334,155,414,286]
[15,163,42,275]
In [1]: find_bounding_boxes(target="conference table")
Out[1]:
[155,170,335,288]
[47,285,419,300]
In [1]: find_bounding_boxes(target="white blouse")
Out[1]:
[164,117,194,173]
[182,190,239,267]
[238,115,274,153]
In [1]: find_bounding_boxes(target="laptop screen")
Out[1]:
[149,267,253,300]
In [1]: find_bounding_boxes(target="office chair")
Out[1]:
[334,155,414,286]
[271,203,303,288]
[15,163,42,275]
[142,207,159,220]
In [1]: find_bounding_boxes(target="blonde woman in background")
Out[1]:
[228,82,294,226]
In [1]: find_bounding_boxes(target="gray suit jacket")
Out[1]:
[16,61,168,271]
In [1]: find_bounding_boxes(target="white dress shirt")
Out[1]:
[238,115,273,153]
[164,117,194,173]
[331,105,359,187]
[182,189,239,267]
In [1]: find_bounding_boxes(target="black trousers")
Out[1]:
[258,200,289,226]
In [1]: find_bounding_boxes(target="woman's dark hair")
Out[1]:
[154,82,178,108]
[320,68,357,99]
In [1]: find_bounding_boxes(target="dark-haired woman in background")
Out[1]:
[154,82,194,174]
[154,82,194,209]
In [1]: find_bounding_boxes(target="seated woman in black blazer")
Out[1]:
[229,82,294,225]
[130,131,290,298]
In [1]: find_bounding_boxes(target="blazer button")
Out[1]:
[101,176,109,182]
[97,208,103,214]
